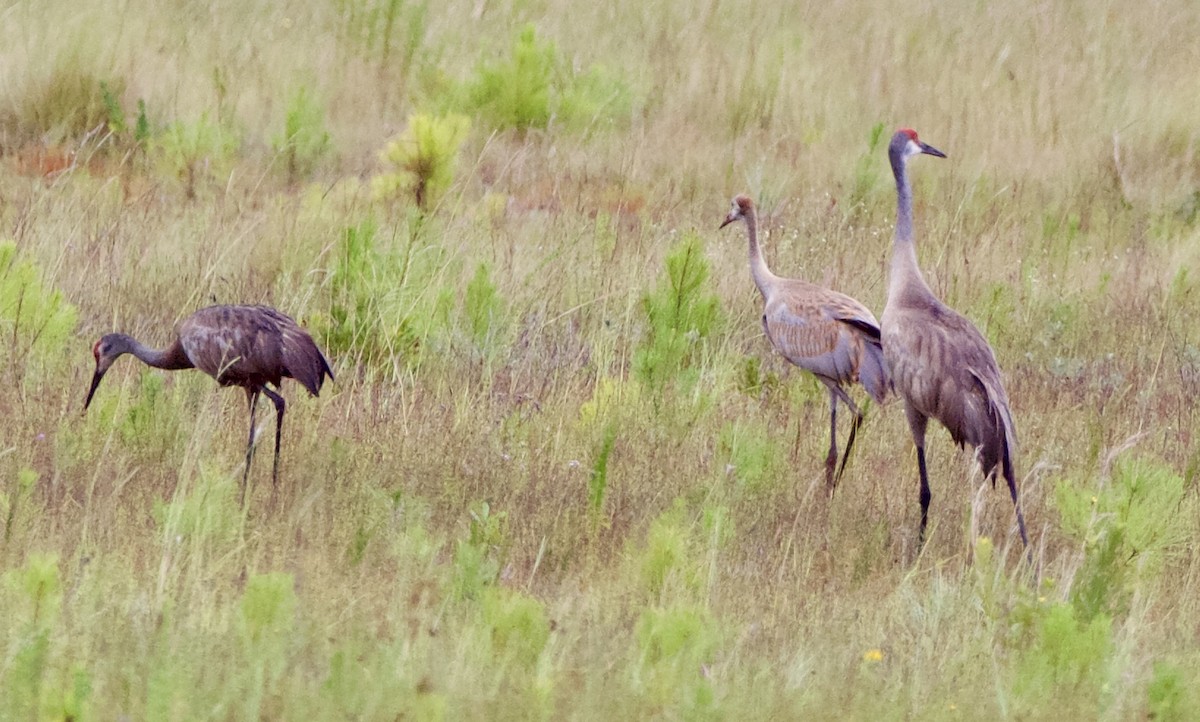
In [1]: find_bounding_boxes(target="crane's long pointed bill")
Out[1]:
[83,370,104,411]
[718,216,735,230]
[920,142,947,158]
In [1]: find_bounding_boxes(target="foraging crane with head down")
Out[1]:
[84,304,334,504]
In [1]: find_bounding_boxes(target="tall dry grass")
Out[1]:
[1,0,1199,718]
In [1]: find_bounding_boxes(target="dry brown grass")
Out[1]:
[1,0,1199,718]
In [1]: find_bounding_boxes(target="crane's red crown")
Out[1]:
[92,340,101,359]
[899,128,919,141]
[733,194,754,211]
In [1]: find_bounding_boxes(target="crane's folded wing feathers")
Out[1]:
[256,306,334,396]
[177,306,332,395]
[765,294,889,399]
[178,307,283,386]
[889,302,1015,474]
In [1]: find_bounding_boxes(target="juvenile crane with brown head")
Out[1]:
[721,194,890,493]
[880,128,1029,548]
[85,305,334,505]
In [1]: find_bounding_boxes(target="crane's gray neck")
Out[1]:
[744,207,777,297]
[118,334,192,370]
[889,151,933,303]
[892,151,914,246]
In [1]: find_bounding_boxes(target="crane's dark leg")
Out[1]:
[261,387,287,495]
[824,390,838,493]
[916,445,931,545]
[242,389,261,506]
[904,404,931,546]
[831,387,863,494]
[1002,453,1030,548]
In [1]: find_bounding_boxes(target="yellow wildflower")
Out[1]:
[863,648,884,663]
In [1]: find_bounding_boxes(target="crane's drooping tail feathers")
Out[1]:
[858,339,890,406]
[282,331,334,397]
[258,305,333,396]
[833,315,890,405]
[969,368,1017,480]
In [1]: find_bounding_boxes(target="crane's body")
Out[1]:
[85,305,334,503]
[722,195,889,491]
[881,129,1028,547]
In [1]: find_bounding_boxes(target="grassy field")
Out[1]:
[2,0,1200,718]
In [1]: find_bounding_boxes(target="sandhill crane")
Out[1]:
[721,195,890,493]
[881,129,1029,547]
[84,305,334,504]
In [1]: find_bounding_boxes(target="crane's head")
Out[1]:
[84,333,132,411]
[719,194,755,229]
[891,128,946,161]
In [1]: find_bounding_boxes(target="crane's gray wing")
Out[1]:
[823,296,889,403]
[885,301,1014,471]
[254,306,334,396]
[178,306,285,387]
[822,294,881,340]
[763,287,885,396]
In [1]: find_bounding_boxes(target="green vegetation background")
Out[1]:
[1,0,1199,718]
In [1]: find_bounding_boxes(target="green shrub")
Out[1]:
[239,573,298,719]
[318,216,453,371]
[452,539,498,601]
[451,501,506,601]
[373,113,470,210]
[322,218,383,361]
[556,63,633,133]
[241,573,297,645]
[320,216,507,374]
[735,355,781,397]
[0,241,78,379]
[462,262,507,350]
[1,554,66,721]
[634,604,721,716]
[46,667,92,722]
[636,505,704,600]
[467,500,508,549]
[99,80,124,135]
[636,604,719,669]
[481,588,551,667]
[133,99,152,146]
[641,517,688,598]
[3,553,62,627]
[717,419,783,492]
[466,25,555,130]
[588,422,618,516]
[153,463,239,547]
[1013,603,1112,716]
[1146,661,1196,722]
[1054,454,1192,619]
[633,232,723,396]
[273,86,332,184]
[153,113,240,199]
[463,24,632,132]
[119,372,182,459]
